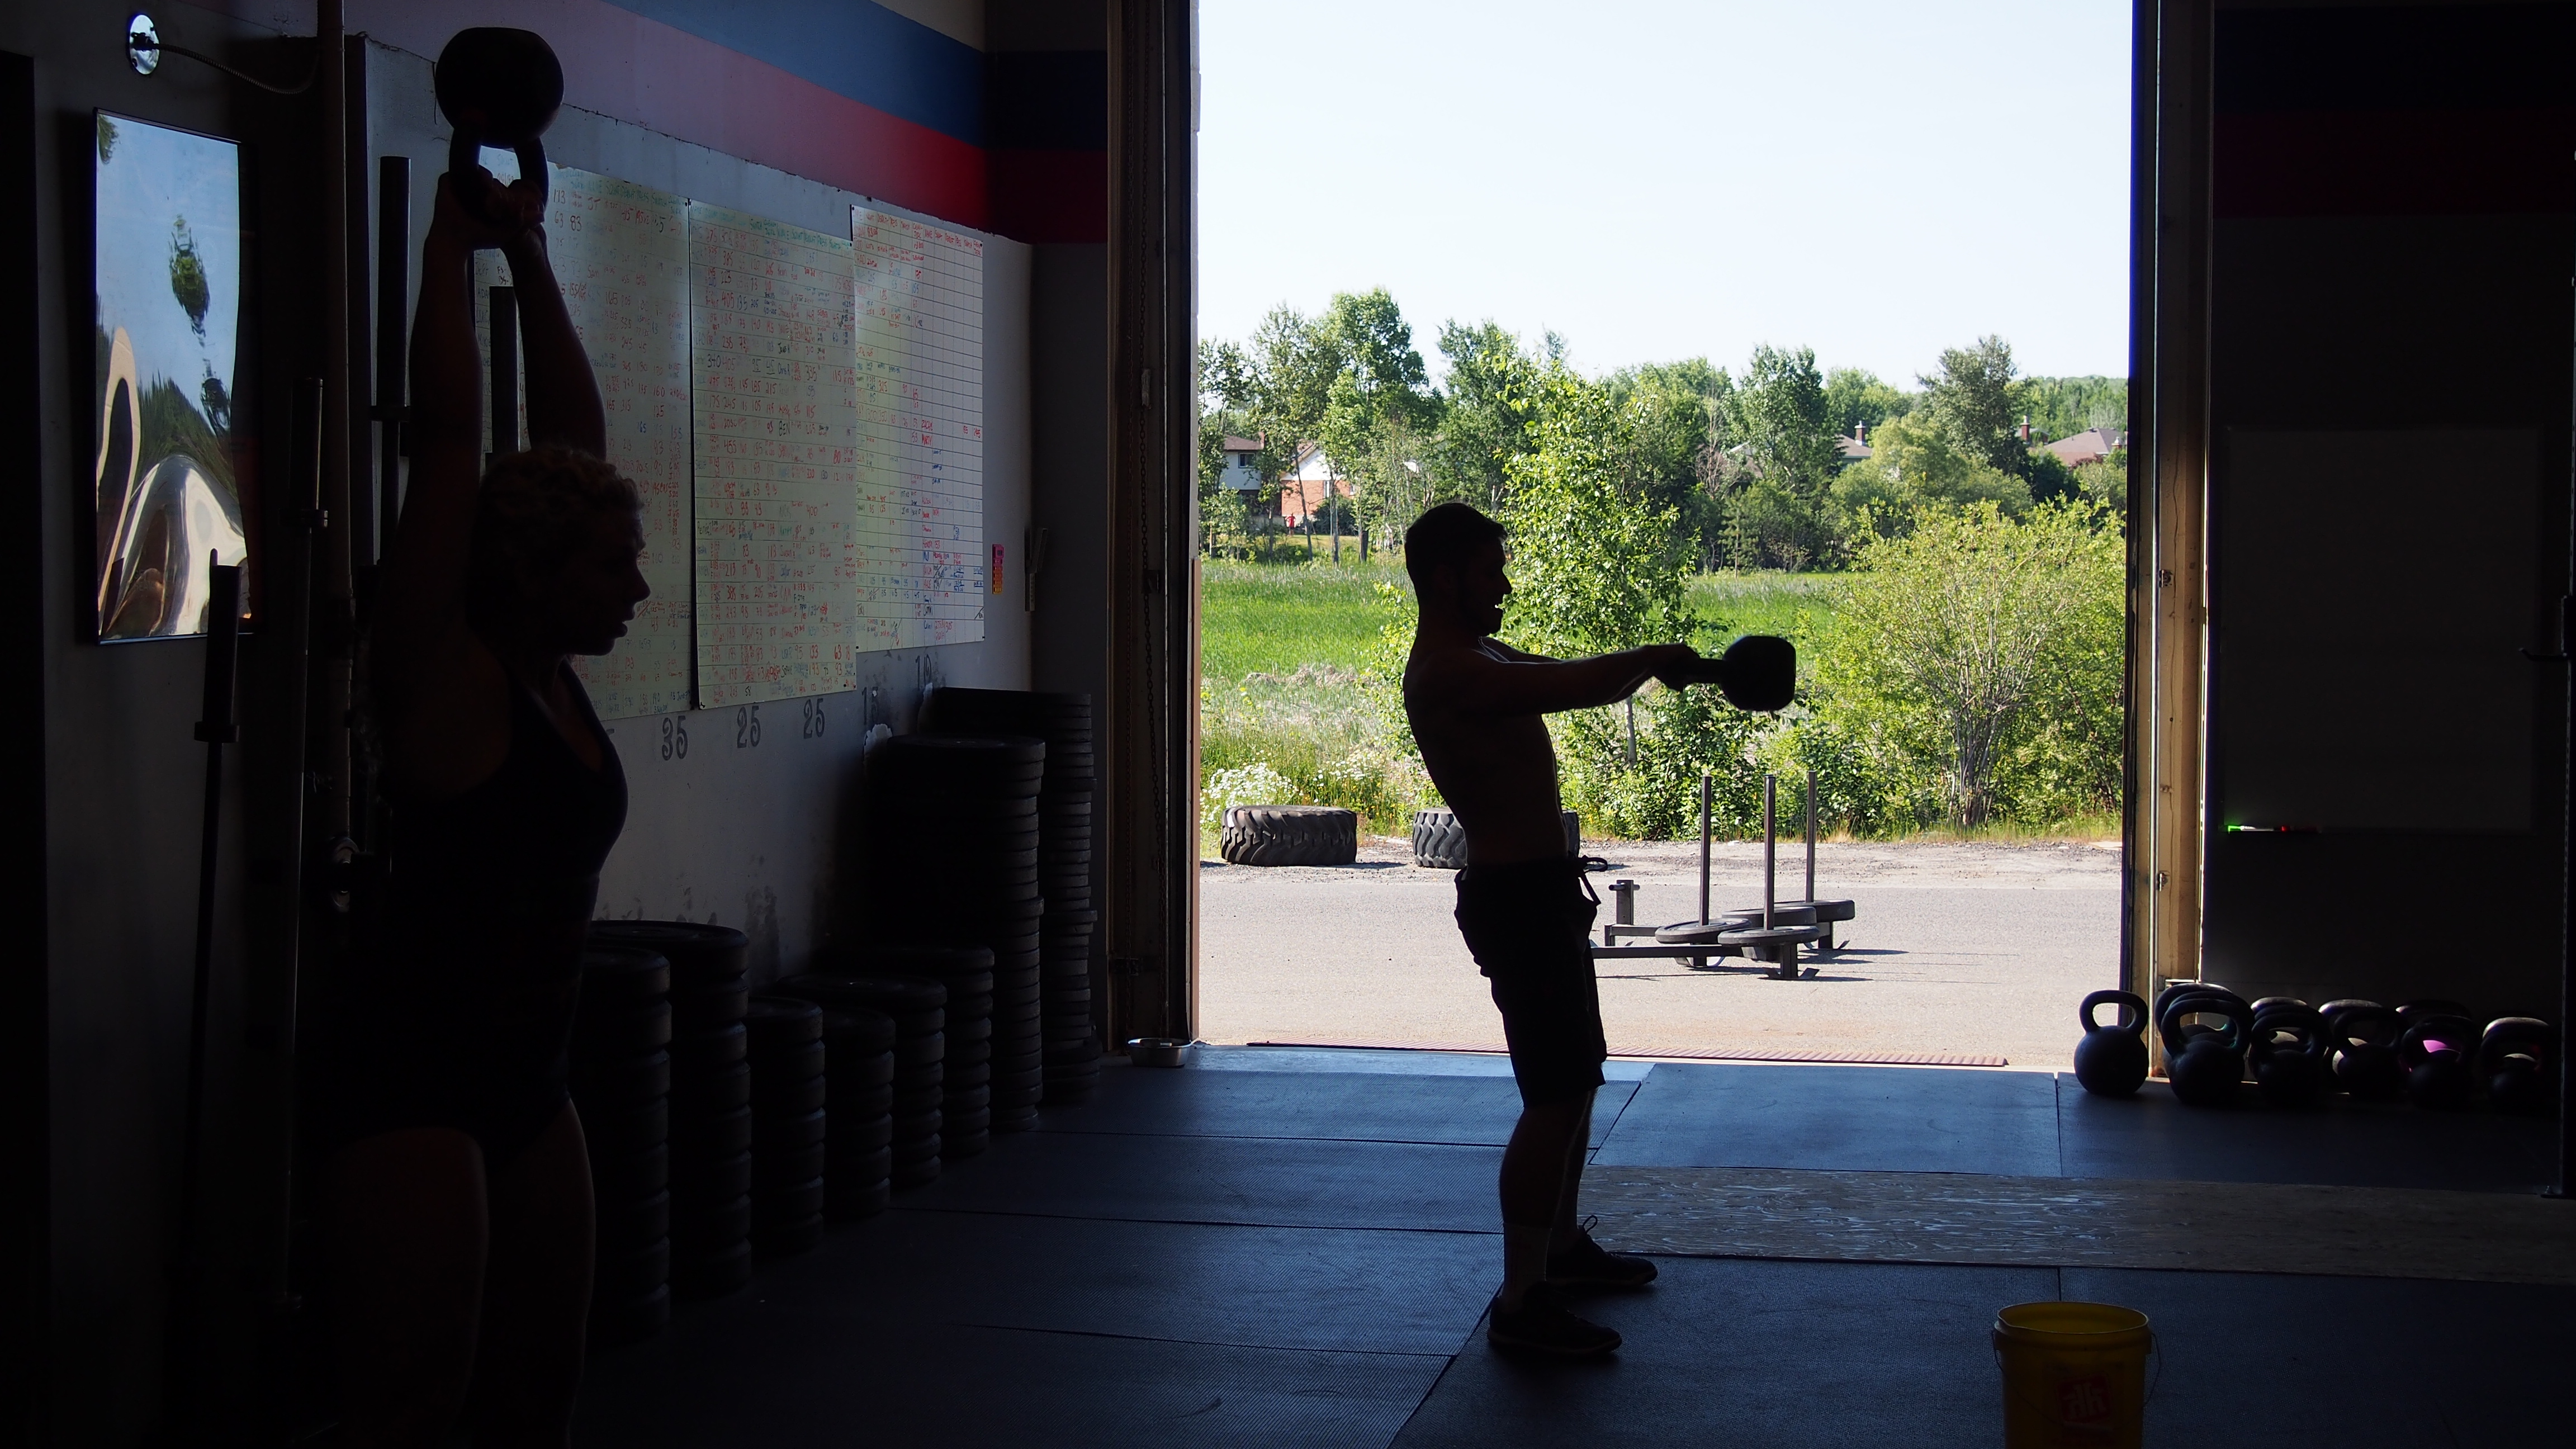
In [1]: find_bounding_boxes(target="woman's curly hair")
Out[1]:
[465,446,641,621]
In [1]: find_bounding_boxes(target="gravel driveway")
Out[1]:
[1197,837,2123,1073]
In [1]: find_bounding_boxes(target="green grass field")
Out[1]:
[1194,560,2116,842]
[1199,559,1841,684]
[1687,571,1839,650]
[1199,558,1408,680]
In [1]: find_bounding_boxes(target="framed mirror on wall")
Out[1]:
[91,111,253,641]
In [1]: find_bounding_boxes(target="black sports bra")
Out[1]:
[382,662,629,965]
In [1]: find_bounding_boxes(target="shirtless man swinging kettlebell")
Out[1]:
[1400,501,1692,1358]
[1412,500,1793,1351]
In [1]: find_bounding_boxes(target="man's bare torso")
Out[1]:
[1405,635,1573,866]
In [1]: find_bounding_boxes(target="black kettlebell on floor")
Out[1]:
[2321,1000,2405,1101]
[2480,1018,2558,1117]
[2154,981,2243,1051]
[2399,1014,2480,1110]
[436,27,563,221]
[2074,990,2150,1097]
[2250,1001,2329,1107]
[2161,988,2252,1109]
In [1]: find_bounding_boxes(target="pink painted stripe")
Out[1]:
[339,0,988,228]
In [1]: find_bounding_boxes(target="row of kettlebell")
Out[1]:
[2073,983,2558,1113]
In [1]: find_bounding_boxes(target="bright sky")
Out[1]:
[1199,0,2132,387]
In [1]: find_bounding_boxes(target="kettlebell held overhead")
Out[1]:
[435,27,564,221]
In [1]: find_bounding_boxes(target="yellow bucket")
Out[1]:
[1992,1301,2155,1448]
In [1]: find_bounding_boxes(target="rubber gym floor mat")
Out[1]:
[2054,1073,2559,1191]
[896,1130,1504,1233]
[1589,1062,2064,1176]
[1390,1256,2058,1449]
[1189,1045,1655,1081]
[1388,1256,2576,1449]
[1249,1038,2009,1067]
[1580,1164,2576,1284]
[1040,1068,1637,1149]
[579,1315,1450,1448]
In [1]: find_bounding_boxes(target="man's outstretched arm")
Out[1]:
[1420,642,1697,719]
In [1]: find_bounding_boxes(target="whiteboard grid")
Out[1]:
[687,201,861,708]
[460,177,991,714]
[851,207,985,651]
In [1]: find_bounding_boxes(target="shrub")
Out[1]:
[1811,500,2123,827]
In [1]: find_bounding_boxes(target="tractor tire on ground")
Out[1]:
[1412,808,1579,869]
[1219,806,1359,866]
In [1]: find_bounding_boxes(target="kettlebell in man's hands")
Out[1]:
[1663,635,1798,712]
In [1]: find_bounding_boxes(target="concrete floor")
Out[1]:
[1200,838,2122,1071]
[575,1049,2570,1448]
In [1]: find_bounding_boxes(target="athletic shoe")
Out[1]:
[1547,1224,1659,1291]
[1486,1282,1622,1358]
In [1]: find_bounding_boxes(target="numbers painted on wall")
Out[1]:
[654,698,837,763]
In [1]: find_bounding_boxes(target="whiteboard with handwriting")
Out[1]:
[554,167,693,717]
[851,207,985,650]
[467,164,694,719]
[686,201,860,707]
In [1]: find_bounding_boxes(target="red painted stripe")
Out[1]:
[2215,107,2576,219]
[987,149,1108,244]
[347,0,987,228]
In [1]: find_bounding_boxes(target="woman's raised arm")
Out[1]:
[373,171,538,704]
[505,225,605,457]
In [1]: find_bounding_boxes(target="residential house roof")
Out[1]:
[2043,429,2128,467]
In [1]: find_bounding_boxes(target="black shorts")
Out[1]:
[1455,858,1605,1106]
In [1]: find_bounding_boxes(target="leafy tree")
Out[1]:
[1500,370,1689,657]
[1247,304,1345,444]
[1822,366,1907,441]
[1424,319,1542,515]
[1488,368,1771,837]
[1920,335,2026,476]
[2074,449,2127,513]
[1829,410,2032,538]
[1715,344,1840,570]
[1315,290,1440,539]
[2020,375,2128,442]
[1815,500,2123,826]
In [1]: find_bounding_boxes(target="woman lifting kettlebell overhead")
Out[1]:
[304,90,647,1445]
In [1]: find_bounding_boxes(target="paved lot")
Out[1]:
[1199,837,2123,1072]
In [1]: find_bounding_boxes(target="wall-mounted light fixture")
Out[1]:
[125,13,159,75]
[125,11,317,94]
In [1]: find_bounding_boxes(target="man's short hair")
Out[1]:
[1404,501,1506,592]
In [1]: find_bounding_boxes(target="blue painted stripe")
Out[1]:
[604,0,985,144]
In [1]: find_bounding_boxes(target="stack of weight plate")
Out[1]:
[567,944,673,1345]
[744,997,827,1256]
[590,921,753,1300]
[775,972,946,1187]
[861,946,995,1158]
[863,733,1045,1132]
[818,1008,895,1219]
[922,689,1098,1104]
[1040,906,1100,1101]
